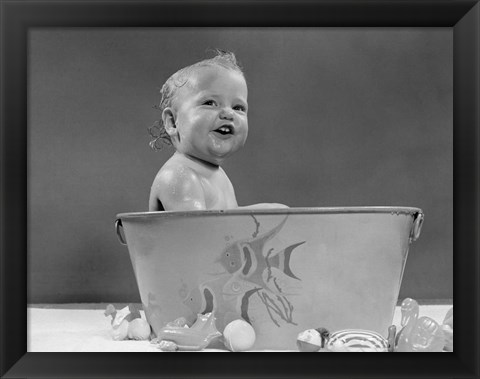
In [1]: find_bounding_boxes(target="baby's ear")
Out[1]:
[162,108,177,137]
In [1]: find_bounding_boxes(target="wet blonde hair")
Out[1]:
[148,49,244,150]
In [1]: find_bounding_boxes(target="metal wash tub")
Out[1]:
[115,207,423,350]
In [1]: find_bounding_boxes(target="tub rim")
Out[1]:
[116,206,423,220]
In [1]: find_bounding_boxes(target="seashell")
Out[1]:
[158,340,178,351]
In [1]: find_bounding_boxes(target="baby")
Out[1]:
[148,50,287,212]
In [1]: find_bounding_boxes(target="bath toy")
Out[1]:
[104,303,142,325]
[223,319,256,352]
[395,298,445,352]
[104,304,151,341]
[316,326,396,352]
[104,304,117,320]
[105,304,136,340]
[442,306,453,351]
[158,340,179,352]
[296,329,323,352]
[155,312,222,351]
[128,318,152,340]
[166,316,189,328]
[111,318,130,341]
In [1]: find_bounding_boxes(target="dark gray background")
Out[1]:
[28,28,452,303]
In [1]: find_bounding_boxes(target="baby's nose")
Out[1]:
[219,108,234,120]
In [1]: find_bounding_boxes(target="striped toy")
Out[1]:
[317,326,396,352]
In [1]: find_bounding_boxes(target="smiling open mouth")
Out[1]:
[214,125,234,135]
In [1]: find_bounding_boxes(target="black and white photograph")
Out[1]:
[1,1,478,378]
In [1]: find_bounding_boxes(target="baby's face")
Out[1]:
[168,65,248,166]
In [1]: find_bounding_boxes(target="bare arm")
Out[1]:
[226,173,288,210]
[237,203,289,210]
[149,165,288,211]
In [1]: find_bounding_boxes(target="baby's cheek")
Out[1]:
[190,113,209,128]
[238,123,248,141]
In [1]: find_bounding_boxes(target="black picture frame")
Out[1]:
[1,1,478,378]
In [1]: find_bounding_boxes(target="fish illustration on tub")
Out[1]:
[182,216,306,328]
[217,216,304,280]
[183,274,235,315]
[183,273,264,330]
[216,216,289,274]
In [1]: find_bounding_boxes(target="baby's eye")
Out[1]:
[234,105,247,112]
[203,100,216,106]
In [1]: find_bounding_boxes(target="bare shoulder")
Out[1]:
[149,161,206,211]
[154,161,201,186]
[151,162,203,197]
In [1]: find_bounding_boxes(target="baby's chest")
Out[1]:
[200,176,236,207]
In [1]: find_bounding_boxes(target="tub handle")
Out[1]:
[410,212,424,243]
[115,219,127,245]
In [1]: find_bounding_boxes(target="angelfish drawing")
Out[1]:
[182,216,306,328]
[216,216,305,286]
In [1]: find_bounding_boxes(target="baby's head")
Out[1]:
[149,50,247,156]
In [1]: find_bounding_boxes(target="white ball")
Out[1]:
[127,318,151,340]
[296,329,323,352]
[223,319,256,352]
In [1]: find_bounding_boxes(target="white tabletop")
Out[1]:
[27,302,452,352]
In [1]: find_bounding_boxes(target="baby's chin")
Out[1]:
[202,150,237,166]
[205,138,246,163]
